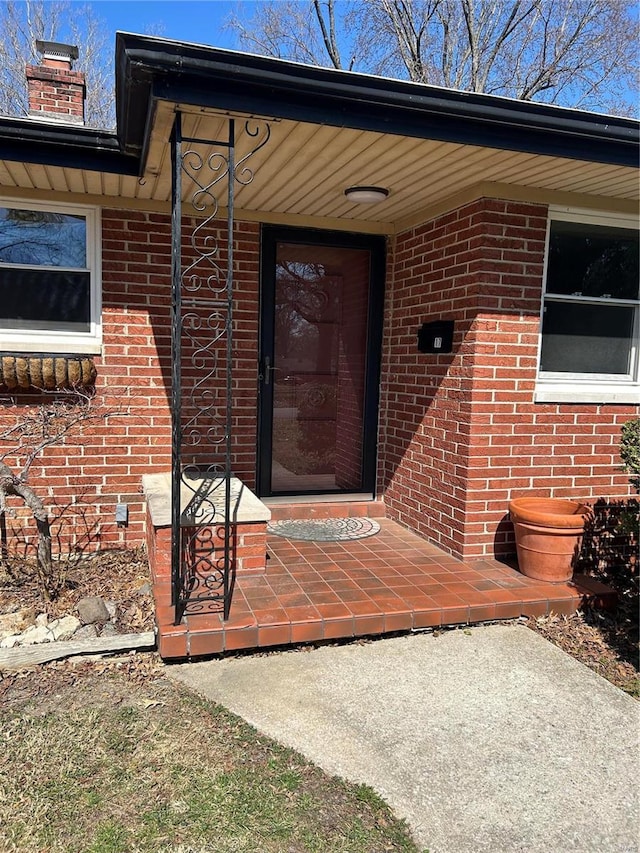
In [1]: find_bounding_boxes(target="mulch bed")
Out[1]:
[528,560,639,697]
[1,543,637,702]
[0,649,165,710]
[0,547,155,635]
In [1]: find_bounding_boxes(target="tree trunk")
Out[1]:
[0,461,53,600]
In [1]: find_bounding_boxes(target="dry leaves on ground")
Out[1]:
[0,547,154,634]
[529,606,639,698]
[0,649,165,710]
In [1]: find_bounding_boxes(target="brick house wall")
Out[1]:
[379,197,637,560]
[25,46,86,125]
[0,209,260,557]
[1,197,636,562]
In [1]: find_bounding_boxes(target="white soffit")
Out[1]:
[1,99,638,232]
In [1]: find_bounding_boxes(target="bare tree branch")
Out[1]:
[227,0,639,115]
[0,388,131,599]
[0,0,114,127]
[313,0,342,68]
[0,390,119,482]
[0,458,53,597]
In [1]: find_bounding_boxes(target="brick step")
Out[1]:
[149,510,616,661]
[267,500,385,522]
[155,590,587,660]
[153,571,617,660]
[572,574,617,611]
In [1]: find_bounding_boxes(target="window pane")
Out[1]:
[540,301,635,374]
[546,221,639,300]
[0,269,90,332]
[0,207,86,268]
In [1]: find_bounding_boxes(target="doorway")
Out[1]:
[258,227,385,497]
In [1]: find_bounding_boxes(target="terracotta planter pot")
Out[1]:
[509,497,590,584]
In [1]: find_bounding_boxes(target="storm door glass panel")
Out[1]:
[271,243,370,493]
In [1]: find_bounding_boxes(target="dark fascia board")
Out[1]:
[116,32,640,170]
[0,115,139,175]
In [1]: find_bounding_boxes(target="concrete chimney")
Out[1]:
[26,40,85,125]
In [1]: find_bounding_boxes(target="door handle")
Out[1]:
[261,355,276,386]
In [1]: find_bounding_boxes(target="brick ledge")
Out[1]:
[142,472,271,528]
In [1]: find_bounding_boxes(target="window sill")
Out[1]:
[0,338,102,356]
[535,382,640,405]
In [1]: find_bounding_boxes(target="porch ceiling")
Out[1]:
[148,102,640,232]
[2,25,640,235]
[1,98,637,234]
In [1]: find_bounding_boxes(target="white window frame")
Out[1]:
[0,198,102,355]
[535,206,640,405]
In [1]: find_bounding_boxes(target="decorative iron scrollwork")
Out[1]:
[234,121,271,185]
[171,114,270,622]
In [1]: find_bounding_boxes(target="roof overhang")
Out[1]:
[0,32,637,233]
[115,32,639,170]
[0,115,137,174]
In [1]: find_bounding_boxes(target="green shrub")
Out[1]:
[620,417,640,494]
[616,418,640,542]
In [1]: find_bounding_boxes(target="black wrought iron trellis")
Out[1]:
[170,113,270,623]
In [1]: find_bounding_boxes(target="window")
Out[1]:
[0,200,101,354]
[535,207,639,404]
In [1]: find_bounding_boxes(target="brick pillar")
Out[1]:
[26,40,85,125]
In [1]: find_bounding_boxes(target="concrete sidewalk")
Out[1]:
[168,624,639,853]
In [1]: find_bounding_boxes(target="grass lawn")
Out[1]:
[0,655,422,853]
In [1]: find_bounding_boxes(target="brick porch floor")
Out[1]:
[154,517,606,659]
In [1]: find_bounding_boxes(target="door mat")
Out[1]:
[267,517,381,542]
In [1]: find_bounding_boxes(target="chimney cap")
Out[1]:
[35,40,79,64]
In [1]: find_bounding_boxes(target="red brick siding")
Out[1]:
[379,202,482,556]
[380,198,638,560]
[26,65,85,122]
[0,210,260,558]
[2,197,636,565]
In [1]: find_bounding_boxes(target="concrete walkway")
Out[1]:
[168,624,639,853]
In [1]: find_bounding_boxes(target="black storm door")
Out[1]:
[258,227,385,497]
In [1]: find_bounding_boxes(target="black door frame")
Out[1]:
[258,225,386,498]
